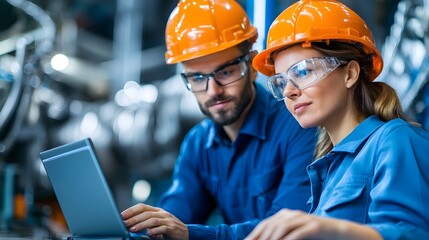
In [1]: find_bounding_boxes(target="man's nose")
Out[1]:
[206,76,224,97]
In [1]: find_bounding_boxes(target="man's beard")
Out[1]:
[198,80,253,126]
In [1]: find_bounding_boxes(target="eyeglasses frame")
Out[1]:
[181,54,250,93]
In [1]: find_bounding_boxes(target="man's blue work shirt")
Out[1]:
[309,116,429,239]
[158,83,317,240]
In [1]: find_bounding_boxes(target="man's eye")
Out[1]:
[216,66,236,79]
[189,75,207,83]
[219,70,233,77]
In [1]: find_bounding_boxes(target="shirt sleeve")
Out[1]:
[368,124,429,239]
[157,127,216,224]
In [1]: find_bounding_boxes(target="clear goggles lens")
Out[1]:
[267,57,343,101]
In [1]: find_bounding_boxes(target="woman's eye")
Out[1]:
[292,68,313,79]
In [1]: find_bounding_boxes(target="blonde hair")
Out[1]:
[311,42,411,159]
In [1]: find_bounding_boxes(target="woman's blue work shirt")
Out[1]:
[309,116,429,239]
[158,83,317,240]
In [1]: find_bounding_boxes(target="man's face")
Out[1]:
[182,47,255,126]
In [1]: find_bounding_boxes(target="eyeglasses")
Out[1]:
[267,57,347,101]
[181,54,249,93]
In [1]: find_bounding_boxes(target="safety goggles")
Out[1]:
[181,54,249,93]
[267,57,346,101]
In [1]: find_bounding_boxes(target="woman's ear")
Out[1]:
[345,60,360,88]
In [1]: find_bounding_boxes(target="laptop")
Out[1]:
[40,138,154,240]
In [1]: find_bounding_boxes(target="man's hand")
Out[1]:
[122,203,189,240]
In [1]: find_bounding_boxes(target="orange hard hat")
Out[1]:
[165,0,258,64]
[253,0,383,81]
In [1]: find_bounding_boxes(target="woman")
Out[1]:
[246,0,429,239]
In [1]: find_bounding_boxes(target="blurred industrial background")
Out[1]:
[0,0,427,238]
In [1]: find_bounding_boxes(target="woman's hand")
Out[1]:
[245,209,382,240]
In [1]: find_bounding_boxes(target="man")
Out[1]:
[121,0,317,239]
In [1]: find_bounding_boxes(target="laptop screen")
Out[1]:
[40,138,130,238]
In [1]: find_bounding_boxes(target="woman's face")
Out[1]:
[273,45,352,130]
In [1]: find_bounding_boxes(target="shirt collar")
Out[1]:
[332,115,385,153]
[206,83,269,147]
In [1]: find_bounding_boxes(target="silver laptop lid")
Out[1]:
[40,138,129,238]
